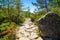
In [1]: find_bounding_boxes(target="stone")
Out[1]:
[24,24,30,29]
[30,25,36,28]
[30,32,38,39]
[19,29,26,34]
[20,26,25,29]
[19,37,30,40]
[15,18,43,40]
[23,32,30,37]
[32,27,38,31]
[16,33,23,39]
[37,13,60,38]
[28,22,32,25]
[26,29,33,32]
[36,37,43,40]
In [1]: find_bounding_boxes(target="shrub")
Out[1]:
[0,22,16,33]
[51,7,60,16]
[10,15,25,25]
[0,17,5,24]
[30,10,46,24]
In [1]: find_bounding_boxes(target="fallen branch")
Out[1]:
[0,27,14,37]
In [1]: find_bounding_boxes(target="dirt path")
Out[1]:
[15,18,43,40]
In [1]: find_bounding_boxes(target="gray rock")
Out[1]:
[37,13,60,38]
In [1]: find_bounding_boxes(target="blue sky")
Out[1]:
[21,0,36,13]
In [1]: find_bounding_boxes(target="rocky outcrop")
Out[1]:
[15,18,43,40]
[37,13,60,38]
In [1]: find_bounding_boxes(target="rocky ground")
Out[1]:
[15,18,43,40]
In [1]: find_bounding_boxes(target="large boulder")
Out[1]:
[37,12,60,38]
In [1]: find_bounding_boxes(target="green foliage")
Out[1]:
[32,0,48,12]
[13,16,25,25]
[49,0,60,7]
[32,0,47,8]
[0,22,16,40]
[30,10,46,24]
[0,34,9,40]
[36,29,40,36]
[0,33,12,40]
[0,7,25,25]
[50,7,60,16]
[0,0,25,25]
[0,0,25,40]
[30,14,36,22]
[20,11,31,18]
[0,22,16,33]
[0,17,5,24]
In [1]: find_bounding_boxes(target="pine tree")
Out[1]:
[32,0,48,12]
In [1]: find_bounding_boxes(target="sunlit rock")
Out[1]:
[23,32,30,37]
[30,32,38,39]
[19,37,30,40]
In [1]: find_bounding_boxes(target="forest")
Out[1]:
[0,0,60,40]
